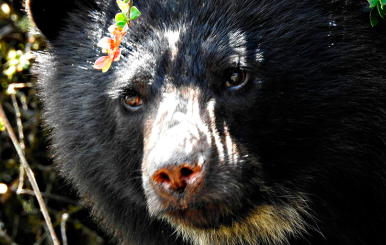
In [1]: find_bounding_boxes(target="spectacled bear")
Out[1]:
[26,0,386,244]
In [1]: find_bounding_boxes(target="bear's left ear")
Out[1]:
[26,0,83,41]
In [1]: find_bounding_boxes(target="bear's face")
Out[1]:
[108,3,315,242]
[27,0,386,244]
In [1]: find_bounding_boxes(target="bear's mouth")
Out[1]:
[161,202,236,229]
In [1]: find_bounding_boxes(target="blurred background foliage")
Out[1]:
[0,0,106,244]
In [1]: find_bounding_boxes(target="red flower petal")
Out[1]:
[114,32,126,47]
[94,56,110,69]
[109,47,117,59]
[113,48,121,62]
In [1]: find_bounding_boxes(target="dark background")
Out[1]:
[0,0,107,244]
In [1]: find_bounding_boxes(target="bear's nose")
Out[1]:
[152,163,203,194]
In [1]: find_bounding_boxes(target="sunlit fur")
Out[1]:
[174,202,311,245]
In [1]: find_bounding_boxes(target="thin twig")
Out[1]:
[17,165,25,194]
[10,92,25,152]
[10,92,26,192]
[7,83,33,193]
[60,213,69,245]
[33,229,48,245]
[0,104,60,245]
[6,83,34,93]
[0,221,16,245]
[7,83,32,194]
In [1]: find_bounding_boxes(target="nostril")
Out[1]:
[151,164,203,194]
[181,167,193,178]
[153,171,171,185]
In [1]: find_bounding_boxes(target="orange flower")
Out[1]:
[94,24,127,72]
[94,56,113,73]
[94,46,121,72]
[108,24,128,36]
[94,1,140,73]
[97,37,115,51]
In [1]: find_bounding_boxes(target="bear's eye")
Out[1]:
[225,70,249,89]
[123,94,143,110]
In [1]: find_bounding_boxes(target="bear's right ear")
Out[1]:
[26,0,80,41]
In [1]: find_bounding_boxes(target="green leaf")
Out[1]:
[370,7,380,27]
[4,65,16,76]
[377,2,386,18]
[113,24,123,31]
[117,0,130,12]
[0,119,4,131]
[116,21,127,28]
[130,6,141,20]
[368,0,379,8]
[115,13,127,23]
[381,0,386,5]
[382,6,386,19]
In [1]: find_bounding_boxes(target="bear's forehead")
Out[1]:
[108,26,264,91]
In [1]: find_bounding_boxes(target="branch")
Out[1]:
[0,222,15,245]
[60,213,69,245]
[0,104,60,245]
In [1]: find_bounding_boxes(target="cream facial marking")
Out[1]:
[165,30,181,60]
[228,30,247,66]
[206,99,225,163]
[223,123,239,165]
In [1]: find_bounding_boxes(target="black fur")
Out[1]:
[27,0,386,244]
